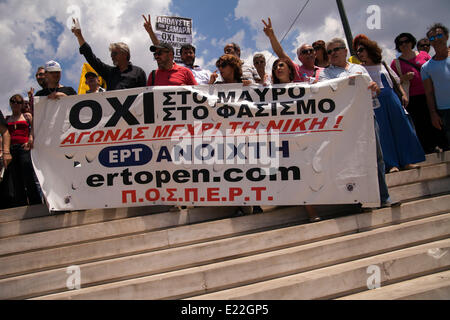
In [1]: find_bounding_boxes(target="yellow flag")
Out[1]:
[78,63,107,94]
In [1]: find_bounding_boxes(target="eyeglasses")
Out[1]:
[153,50,169,57]
[327,46,346,55]
[418,44,430,48]
[313,46,322,51]
[10,99,24,104]
[254,60,265,65]
[300,49,315,55]
[356,47,366,54]
[428,33,444,42]
[36,72,45,77]
[397,39,411,45]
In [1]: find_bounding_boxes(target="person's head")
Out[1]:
[272,58,295,84]
[85,72,100,91]
[253,53,266,71]
[109,42,130,67]
[352,34,369,52]
[9,94,24,114]
[224,43,241,58]
[356,38,382,64]
[326,38,348,67]
[180,44,196,67]
[426,23,449,49]
[150,42,174,69]
[215,54,243,83]
[312,40,328,65]
[394,33,416,53]
[35,66,46,88]
[296,43,316,68]
[417,38,431,53]
[44,60,62,87]
[22,100,31,114]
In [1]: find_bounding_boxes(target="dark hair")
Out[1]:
[9,94,24,105]
[426,23,449,38]
[352,34,369,52]
[180,44,196,55]
[271,58,295,84]
[215,54,243,83]
[312,40,328,64]
[357,38,382,64]
[394,33,417,52]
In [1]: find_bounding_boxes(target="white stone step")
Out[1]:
[188,239,450,300]
[386,162,449,187]
[0,194,448,280]
[337,270,450,300]
[389,177,450,202]
[0,206,236,256]
[26,214,449,300]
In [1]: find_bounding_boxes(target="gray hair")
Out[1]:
[326,38,347,49]
[109,42,130,61]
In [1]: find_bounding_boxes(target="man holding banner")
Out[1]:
[71,19,147,91]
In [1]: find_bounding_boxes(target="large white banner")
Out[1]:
[33,75,380,211]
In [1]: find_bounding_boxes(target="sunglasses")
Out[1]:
[10,99,24,104]
[356,47,366,54]
[300,49,315,55]
[428,33,444,42]
[418,44,430,47]
[327,46,346,55]
[397,39,411,45]
[153,50,169,57]
[218,62,230,69]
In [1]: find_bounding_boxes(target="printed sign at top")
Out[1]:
[156,16,192,35]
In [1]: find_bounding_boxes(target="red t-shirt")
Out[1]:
[147,63,198,86]
[390,51,431,96]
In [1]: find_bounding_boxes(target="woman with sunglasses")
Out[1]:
[2,94,41,208]
[209,54,244,84]
[270,57,321,222]
[312,40,329,68]
[357,38,425,173]
[390,33,446,153]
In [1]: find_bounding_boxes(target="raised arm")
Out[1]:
[262,18,290,61]
[143,14,160,45]
[71,18,86,47]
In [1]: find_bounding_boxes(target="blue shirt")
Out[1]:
[421,57,450,110]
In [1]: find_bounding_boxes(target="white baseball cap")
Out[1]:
[45,60,62,72]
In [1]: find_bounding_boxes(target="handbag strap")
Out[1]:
[383,61,402,94]
[394,59,403,76]
[398,57,422,72]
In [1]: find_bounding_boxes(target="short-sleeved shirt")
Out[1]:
[319,62,369,81]
[293,63,322,83]
[390,51,431,96]
[180,63,212,85]
[147,63,198,86]
[241,62,261,84]
[421,57,450,110]
[35,86,77,97]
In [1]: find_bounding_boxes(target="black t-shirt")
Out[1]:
[35,86,77,97]
[0,110,6,127]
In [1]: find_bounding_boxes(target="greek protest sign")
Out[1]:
[32,75,380,211]
[155,16,193,63]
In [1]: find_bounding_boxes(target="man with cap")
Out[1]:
[35,61,77,99]
[143,14,209,85]
[85,72,105,94]
[71,20,147,91]
[147,42,197,86]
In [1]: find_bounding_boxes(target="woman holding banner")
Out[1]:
[356,37,425,173]
[271,58,321,222]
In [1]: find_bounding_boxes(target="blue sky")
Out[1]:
[1,0,449,115]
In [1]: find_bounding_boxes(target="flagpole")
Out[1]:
[336,0,355,56]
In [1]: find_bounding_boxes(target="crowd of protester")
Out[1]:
[0,15,448,216]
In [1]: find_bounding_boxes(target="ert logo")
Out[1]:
[99,144,152,168]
